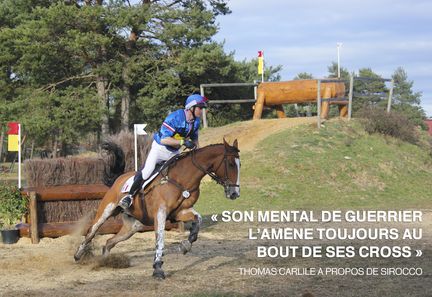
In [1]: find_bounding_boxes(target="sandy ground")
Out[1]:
[0,211,430,297]
[200,117,318,152]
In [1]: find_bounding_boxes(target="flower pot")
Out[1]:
[1,229,20,244]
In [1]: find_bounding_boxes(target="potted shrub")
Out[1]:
[0,184,28,244]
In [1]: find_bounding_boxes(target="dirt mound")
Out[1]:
[200,117,318,151]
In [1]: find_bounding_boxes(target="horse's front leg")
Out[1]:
[175,208,202,254]
[74,199,118,261]
[153,205,167,279]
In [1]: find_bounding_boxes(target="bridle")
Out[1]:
[191,146,240,192]
[154,145,240,219]
[156,144,240,198]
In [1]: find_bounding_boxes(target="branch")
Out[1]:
[166,0,182,8]
[40,74,97,91]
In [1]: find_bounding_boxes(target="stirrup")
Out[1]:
[119,194,133,209]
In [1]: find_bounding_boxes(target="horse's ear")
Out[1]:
[233,139,238,149]
[223,137,228,147]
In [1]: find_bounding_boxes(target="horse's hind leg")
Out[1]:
[74,197,118,261]
[102,213,144,257]
[175,208,202,254]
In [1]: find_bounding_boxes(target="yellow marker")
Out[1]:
[8,134,19,152]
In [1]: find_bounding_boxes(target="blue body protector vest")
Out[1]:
[154,109,200,152]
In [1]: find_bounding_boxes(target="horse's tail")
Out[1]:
[102,141,125,187]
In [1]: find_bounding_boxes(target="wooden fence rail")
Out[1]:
[18,184,180,243]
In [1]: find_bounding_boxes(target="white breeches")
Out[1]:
[141,140,179,180]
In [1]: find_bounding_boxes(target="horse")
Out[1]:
[74,139,240,279]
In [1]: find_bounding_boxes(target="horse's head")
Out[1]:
[213,139,240,200]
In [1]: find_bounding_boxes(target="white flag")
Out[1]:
[134,124,147,135]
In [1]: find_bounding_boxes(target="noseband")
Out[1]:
[191,147,240,190]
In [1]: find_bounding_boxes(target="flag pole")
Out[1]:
[133,124,147,172]
[18,124,21,189]
[134,124,138,171]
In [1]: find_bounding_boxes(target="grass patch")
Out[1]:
[196,119,432,215]
[0,162,23,185]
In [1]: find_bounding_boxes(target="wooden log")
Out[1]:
[17,220,179,238]
[29,191,39,244]
[253,80,346,120]
[253,91,265,119]
[17,223,29,237]
[22,184,109,202]
[275,105,286,118]
[320,87,332,119]
[329,100,349,105]
[339,104,348,117]
[257,80,345,105]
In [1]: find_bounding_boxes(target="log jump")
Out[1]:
[253,79,347,120]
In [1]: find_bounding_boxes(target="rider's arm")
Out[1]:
[158,111,183,148]
[160,137,182,148]
[190,119,200,148]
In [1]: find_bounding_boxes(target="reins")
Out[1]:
[159,145,239,193]
[140,144,239,220]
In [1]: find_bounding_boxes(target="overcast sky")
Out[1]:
[213,0,432,117]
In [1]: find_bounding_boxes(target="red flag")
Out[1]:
[7,122,19,135]
[258,51,263,58]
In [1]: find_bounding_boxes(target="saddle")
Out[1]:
[120,152,185,193]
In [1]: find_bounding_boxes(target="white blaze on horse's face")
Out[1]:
[234,158,240,195]
[226,157,240,200]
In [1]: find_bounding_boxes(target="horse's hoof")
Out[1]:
[74,248,82,262]
[152,269,165,280]
[180,240,192,255]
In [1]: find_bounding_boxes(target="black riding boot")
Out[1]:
[119,173,144,209]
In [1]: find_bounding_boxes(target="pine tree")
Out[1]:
[327,61,350,80]
[0,0,247,154]
[391,67,426,127]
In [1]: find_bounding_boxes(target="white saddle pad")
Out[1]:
[120,171,160,193]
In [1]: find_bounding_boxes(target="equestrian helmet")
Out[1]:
[185,94,208,109]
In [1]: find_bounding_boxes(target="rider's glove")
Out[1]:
[183,140,196,149]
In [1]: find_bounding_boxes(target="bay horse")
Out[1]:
[74,139,240,279]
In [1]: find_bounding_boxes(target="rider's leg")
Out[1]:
[119,141,171,209]
[118,173,144,209]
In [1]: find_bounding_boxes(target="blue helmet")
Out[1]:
[185,94,208,109]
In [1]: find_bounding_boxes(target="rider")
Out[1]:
[118,93,208,209]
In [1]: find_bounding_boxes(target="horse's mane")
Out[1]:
[160,143,224,172]
[176,143,222,160]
